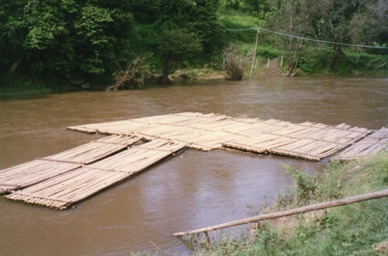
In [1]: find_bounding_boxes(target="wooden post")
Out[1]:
[173,189,388,237]
[250,30,259,77]
[204,231,210,244]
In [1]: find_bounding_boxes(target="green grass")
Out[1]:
[219,11,264,45]
[0,71,86,99]
[0,77,53,99]
[217,11,388,77]
[192,152,388,255]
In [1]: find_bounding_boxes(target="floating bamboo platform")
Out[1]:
[68,112,376,161]
[5,139,185,210]
[2,112,385,210]
[335,127,388,161]
[0,135,140,194]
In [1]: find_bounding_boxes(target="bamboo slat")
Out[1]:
[42,135,141,164]
[0,160,80,194]
[5,139,186,210]
[335,127,388,161]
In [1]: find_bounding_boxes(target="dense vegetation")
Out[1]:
[191,152,388,255]
[1,0,387,92]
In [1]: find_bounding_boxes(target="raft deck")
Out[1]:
[1,112,386,210]
[0,135,141,194]
[68,112,377,161]
[335,127,388,161]
[5,139,185,210]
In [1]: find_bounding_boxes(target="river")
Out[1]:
[0,77,387,255]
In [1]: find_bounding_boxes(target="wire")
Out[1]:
[226,27,388,49]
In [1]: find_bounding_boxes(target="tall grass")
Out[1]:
[193,152,388,255]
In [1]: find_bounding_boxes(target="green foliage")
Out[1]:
[0,0,133,81]
[1,0,387,91]
[256,46,281,59]
[219,12,263,44]
[75,6,114,74]
[284,165,317,205]
[158,29,202,83]
[0,71,54,98]
[219,0,272,19]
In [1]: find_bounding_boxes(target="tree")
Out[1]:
[266,0,388,73]
[148,0,222,83]
[0,0,133,82]
[158,29,202,83]
[311,0,388,65]
[154,0,223,55]
[349,0,388,47]
[188,0,224,54]
[218,0,272,19]
[268,0,318,76]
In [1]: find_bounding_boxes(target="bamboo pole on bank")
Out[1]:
[250,30,259,77]
[173,189,388,237]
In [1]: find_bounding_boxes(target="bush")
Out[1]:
[223,45,250,80]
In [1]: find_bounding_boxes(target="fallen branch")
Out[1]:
[106,57,151,91]
[174,189,388,237]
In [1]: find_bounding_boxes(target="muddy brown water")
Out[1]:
[0,77,387,255]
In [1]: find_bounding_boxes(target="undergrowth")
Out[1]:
[192,152,388,256]
[0,73,54,98]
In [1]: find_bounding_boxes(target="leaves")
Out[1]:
[158,29,203,82]
[0,0,133,78]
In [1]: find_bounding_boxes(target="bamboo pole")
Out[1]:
[173,189,388,237]
[250,30,259,77]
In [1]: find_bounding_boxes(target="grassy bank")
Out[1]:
[218,11,388,78]
[192,152,388,255]
[0,71,110,98]
[0,72,53,98]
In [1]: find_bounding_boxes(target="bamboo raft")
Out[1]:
[0,135,140,194]
[335,127,388,161]
[68,112,377,161]
[2,112,385,210]
[5,139,185,210]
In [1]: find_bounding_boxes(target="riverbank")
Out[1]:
[191,152,388,255]
[1,59,387,99]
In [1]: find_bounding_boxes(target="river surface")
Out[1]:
[0,77,387,255]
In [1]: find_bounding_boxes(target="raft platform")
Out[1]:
[1,112,386,210]
[68,112,382,161]
[0,135,140,194]
[335,127,388,161]
[2,136,185,209]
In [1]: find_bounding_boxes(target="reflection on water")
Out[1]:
[0,77,387,255]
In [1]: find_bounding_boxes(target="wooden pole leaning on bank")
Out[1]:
[173,189,388,237]
[249,30,259,77]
